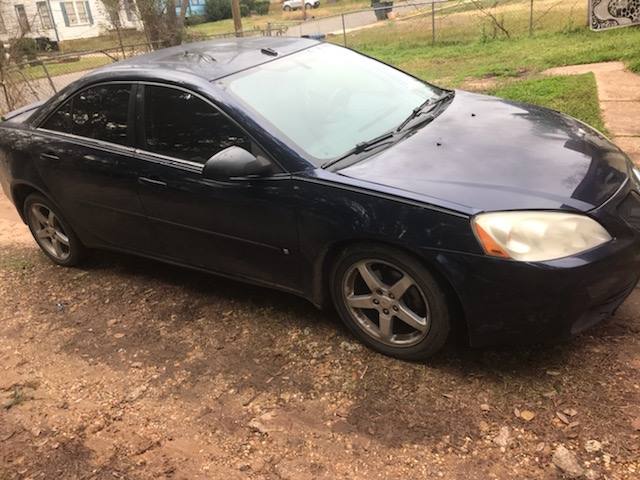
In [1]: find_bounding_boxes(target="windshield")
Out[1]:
[218,43,440,163]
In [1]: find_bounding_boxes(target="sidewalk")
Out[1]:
[544,62,640,165]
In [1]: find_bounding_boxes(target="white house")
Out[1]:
[0,0,143,44]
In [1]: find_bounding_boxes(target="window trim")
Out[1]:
[36,81,136,151]
[135,81,284,173]
[36,80,285,174]
[61,0,91,26]
[14,4,30,33]
[36,1,54,29]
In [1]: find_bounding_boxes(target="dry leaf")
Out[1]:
[563,408,578,417]
[546,370,561,376]
[556,412,570,424]
[514,408,521,418]
[520,410,536,422]
[480,403,490,412]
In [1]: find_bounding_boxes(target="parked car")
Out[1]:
[283,0,319,11]
[1,38,639,360]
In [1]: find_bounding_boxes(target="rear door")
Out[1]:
[35,82,152,251]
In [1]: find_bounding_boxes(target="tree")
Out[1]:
[134,0,187,47]
[100,0,127,56]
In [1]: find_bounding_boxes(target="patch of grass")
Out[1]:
[59,29,147,53]
[348,27,640,87]
[8,56,113,82]
[629,58,640,74]
[490,73,606,132]
[0,252,34,272]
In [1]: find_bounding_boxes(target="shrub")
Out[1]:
[253,0,270,15]
[205,0,232,21]
[185,14,207,26]
[11,38,38,63]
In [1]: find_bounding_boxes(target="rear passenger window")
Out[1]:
[142,85,250,163]
[42,84,131,146]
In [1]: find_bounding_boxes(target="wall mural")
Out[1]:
[590,0,640,30]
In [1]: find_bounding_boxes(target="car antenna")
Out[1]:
[260,47,279,57]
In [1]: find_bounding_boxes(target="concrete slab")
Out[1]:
[543,61,626,76]
[614,136,640,165]
[596,70,640,102]
[601,101,640,137]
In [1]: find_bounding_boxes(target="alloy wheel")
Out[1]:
[27,203,71,261]
[342,259,431,347]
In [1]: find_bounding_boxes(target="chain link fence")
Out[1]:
[306,0,590,46]
[0,0,597,116]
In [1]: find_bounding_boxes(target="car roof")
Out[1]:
[91,36,319,81]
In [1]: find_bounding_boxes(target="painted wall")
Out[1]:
[0,0,143,43]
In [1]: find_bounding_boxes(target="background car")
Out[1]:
[283,0,319,11]
[1,37,639,360]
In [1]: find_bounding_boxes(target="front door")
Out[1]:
[135,84,301,291]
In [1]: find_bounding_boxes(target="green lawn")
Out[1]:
[347,27,640,87]
[8,56,113,82]
[490,73,606,132]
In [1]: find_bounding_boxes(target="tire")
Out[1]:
[331,244,450,360]
[24,193,85,267]
[283,5,291,11]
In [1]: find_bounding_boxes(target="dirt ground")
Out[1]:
[0,193,639,480]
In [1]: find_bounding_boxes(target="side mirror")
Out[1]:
[202,146,271,180]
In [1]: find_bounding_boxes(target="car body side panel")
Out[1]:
[291,172,483,305]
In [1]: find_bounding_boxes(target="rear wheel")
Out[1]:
[331,245,450,360]
[283,5,291,11]
[24,193,84,267]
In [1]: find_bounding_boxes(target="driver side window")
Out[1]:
[142,85,251,164]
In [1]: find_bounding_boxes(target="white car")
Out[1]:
[283,0,320,11]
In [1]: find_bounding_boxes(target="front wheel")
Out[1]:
[331,245,451,360]
[24,193,84,267]
[283,5,291,11]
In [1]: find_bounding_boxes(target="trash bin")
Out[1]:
[371,0,393,21]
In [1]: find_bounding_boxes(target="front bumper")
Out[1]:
[427,178,640,347]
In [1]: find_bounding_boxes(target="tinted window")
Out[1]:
[143,85,250,163]
[43,84,131,146]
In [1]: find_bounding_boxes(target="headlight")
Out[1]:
[472,211,612,262]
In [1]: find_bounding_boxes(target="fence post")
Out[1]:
[529,0,534,36]
[342,13,347,47]
[40,61,57,94]
[431,1,435,45]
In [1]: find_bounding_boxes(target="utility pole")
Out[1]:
[232,0,243,37]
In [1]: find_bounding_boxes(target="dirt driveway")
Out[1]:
[0,192,639,480]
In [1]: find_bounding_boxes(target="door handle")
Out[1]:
[138,176,167,187]
[40,152,59,161]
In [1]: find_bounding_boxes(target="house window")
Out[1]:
[61,1,92,26]
[37,1,54,29]
[15,5,30,33]
[124,0,136,22]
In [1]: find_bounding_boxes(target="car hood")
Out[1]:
[339,91,629,213]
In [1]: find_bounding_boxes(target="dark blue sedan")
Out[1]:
[1,37,639,359]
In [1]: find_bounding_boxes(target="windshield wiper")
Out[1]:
[321,131,395,169]
[396,90,455,132]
